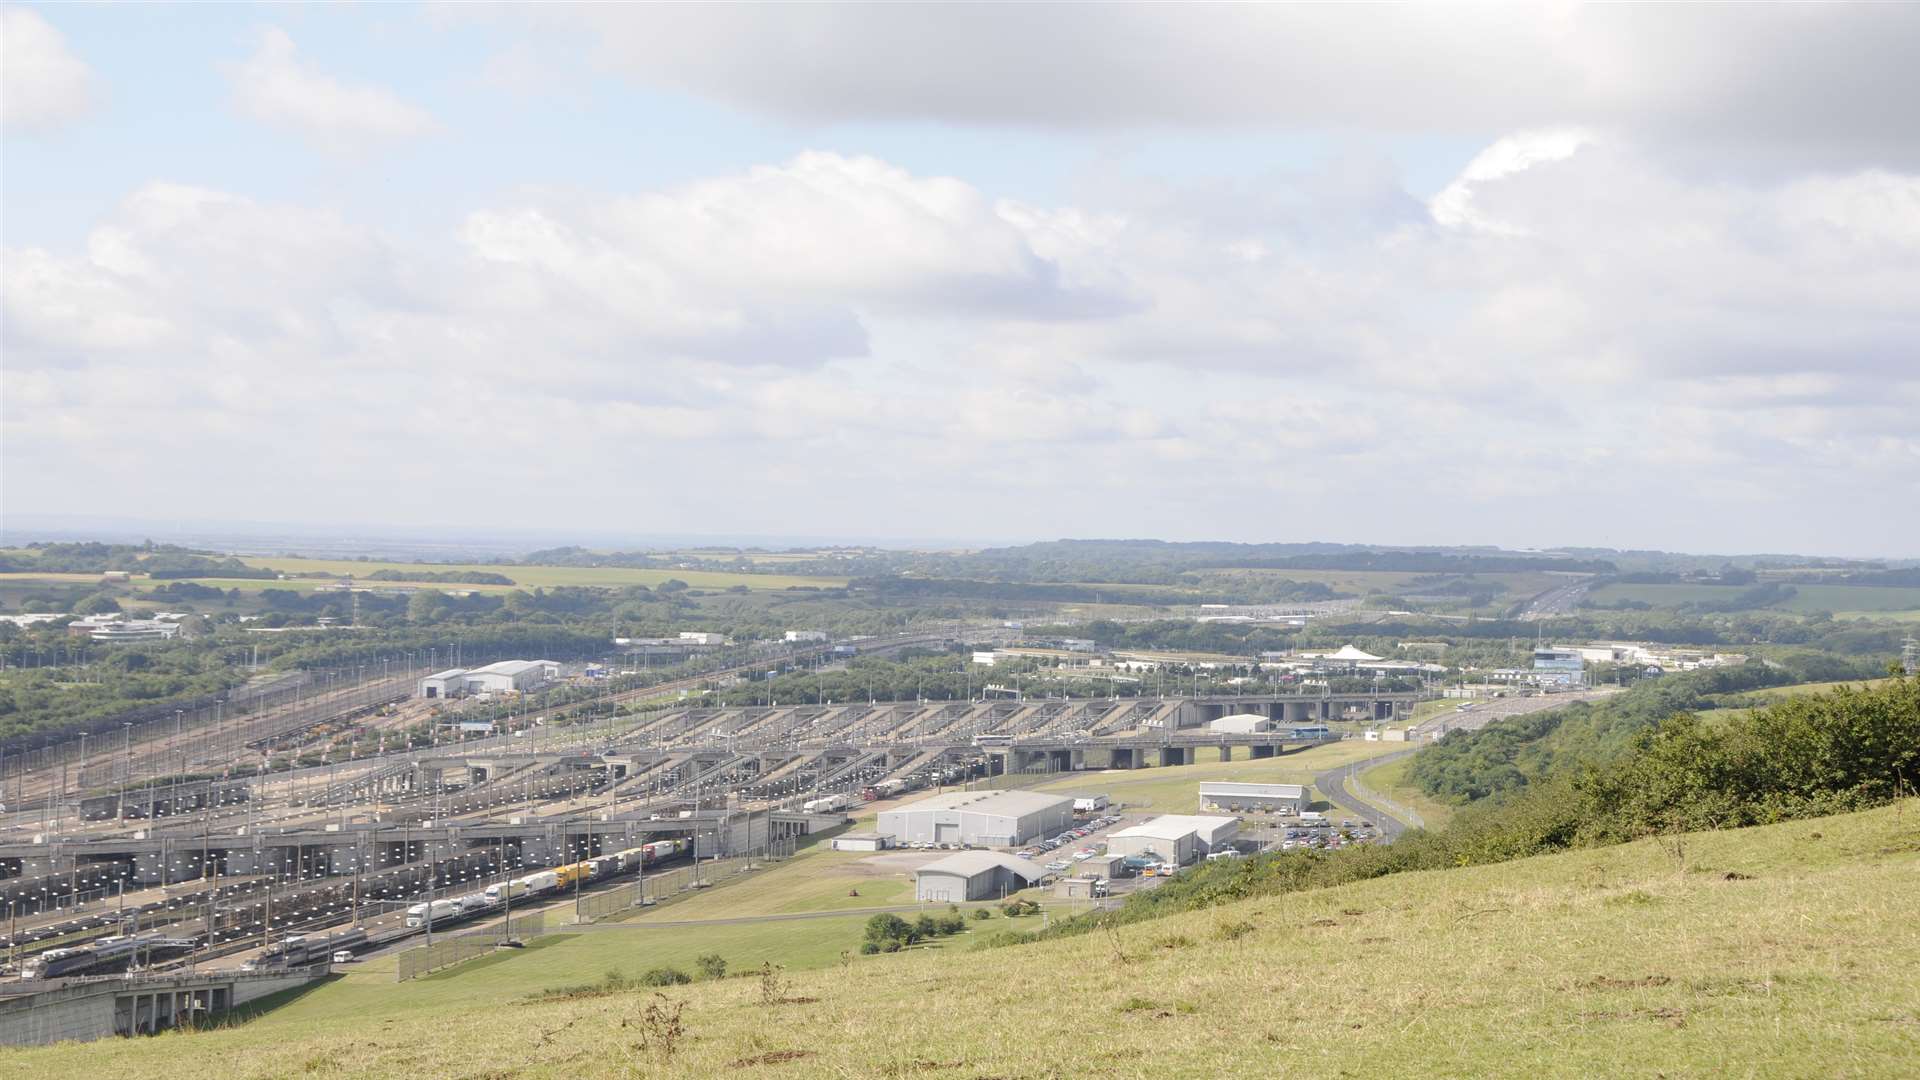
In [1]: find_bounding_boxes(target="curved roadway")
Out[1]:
[1314,748,1422,840]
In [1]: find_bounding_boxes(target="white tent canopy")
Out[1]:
[1328,644,1384,662]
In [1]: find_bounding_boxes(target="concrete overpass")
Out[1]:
[0,966,325,1046]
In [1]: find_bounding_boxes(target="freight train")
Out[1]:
[404,838,691,930]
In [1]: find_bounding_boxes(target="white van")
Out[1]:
[331,950,355,964]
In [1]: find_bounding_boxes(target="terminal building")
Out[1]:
[1198,781,1308,815]
[876,789,1075,848]
[1531,648,1587,687]
[1106,815,1240,866]
[418,660,560,699]
[913,851,1047,902]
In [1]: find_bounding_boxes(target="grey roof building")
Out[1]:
[1198,781,1308,815]
[1106,815,1240,866]
[876,789,1075,848]
[914,851,1046,902]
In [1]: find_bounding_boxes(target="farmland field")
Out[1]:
[227,556,849,592]
[1588,581,1920,613]
[1192,568,1577,603]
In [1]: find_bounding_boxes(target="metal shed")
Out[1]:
[914,851,1046,902]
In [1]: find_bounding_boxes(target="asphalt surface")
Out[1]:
[1313,749,1421,840]
[1518,578,1594,620]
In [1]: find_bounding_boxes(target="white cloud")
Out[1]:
[3,144,1916,553]
[526,5,1920,171]
[1430,129,1595,233]
[1,6,97,132]
[227,28,435,153]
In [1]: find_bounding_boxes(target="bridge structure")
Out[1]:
[0,965,326,1045]
[1,686,1420,976]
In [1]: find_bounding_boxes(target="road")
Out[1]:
[1517,577,1594,620]
[1411,688,1618,739]
[1313,749,1420,840]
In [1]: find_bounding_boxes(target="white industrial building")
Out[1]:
[1198,781,1308,815]
[876,789,1075,848]
[1106,815,1240,866]
[677,631,728,646]
[85,619,183,643]
[418,660,560,699]
[913,851,1046,902]
[1207,712,1274,734]
[830,832,890,852]
[784,630,830,643]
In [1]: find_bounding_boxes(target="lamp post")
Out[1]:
[120,723,133,821]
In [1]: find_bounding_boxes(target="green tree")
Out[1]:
[863,913,912,946]
[73,593,122,615]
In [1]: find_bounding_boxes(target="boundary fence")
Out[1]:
[577,838,800,922]
[1345,756,1425,830]
[395,910,549,981]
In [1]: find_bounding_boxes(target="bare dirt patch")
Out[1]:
[730,1050,817,1067]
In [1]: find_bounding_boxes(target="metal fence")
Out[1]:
[1345,757,1425,829]
[395,910,549,981]
[576,839,799,922]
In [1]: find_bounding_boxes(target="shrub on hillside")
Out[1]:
[995,677,1920,947]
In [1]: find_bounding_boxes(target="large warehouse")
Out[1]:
[914,851,1047,902]
[418,660,560,699]
[1106,815,1240,866]
[1198,781,1308,815]
[876,789,1075,848]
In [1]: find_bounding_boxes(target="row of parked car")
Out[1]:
[1015,814,1122,867]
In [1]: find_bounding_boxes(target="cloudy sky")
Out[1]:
[3,4,1916,556]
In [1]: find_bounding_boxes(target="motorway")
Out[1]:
[1518,577,1595,620]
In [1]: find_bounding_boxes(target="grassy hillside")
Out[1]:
[19,802,1917,1077]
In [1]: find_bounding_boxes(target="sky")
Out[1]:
[3,4,1917,557]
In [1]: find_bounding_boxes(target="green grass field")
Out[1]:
[1017,739,1404,814]
[25,800,1917,1077]
[1694,678,1899,726]
[621,847,918,920]
[1589,581,1920,614]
